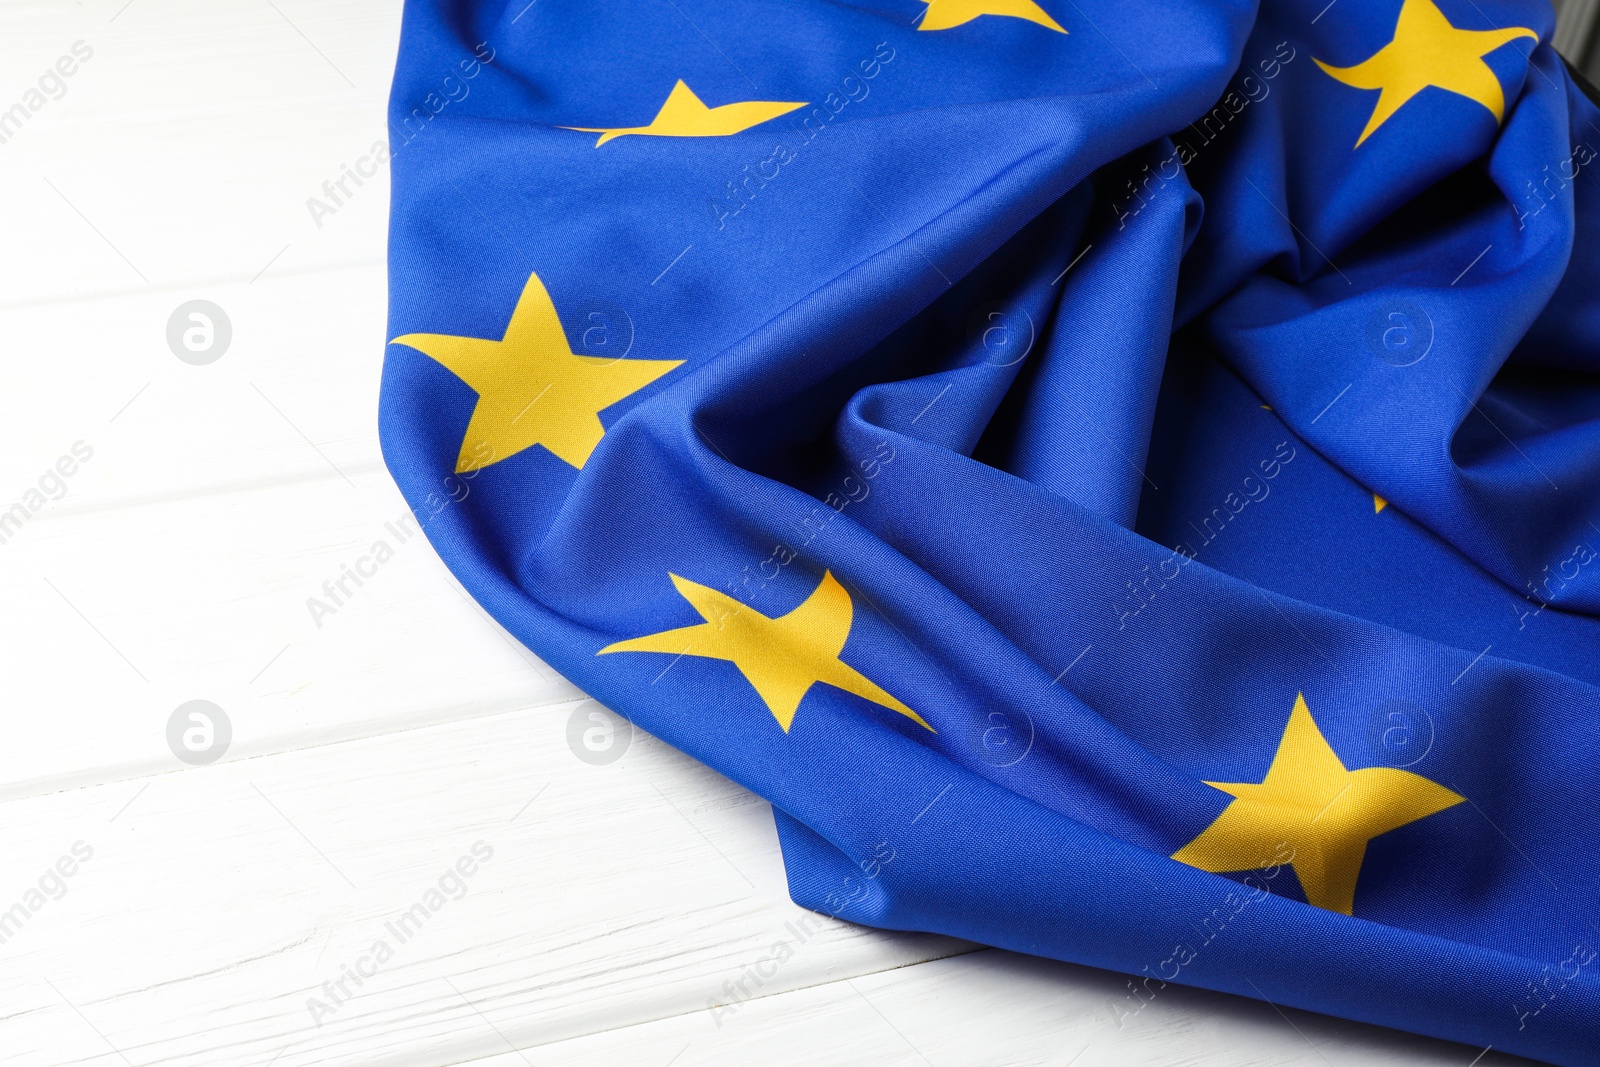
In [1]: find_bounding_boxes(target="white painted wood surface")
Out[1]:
[0,1,1538,1063]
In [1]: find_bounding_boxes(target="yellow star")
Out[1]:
[1315,0,1537,147]
[391,272,681,473]
[598,570,933,734]
[1172,693,1463,915]
[1374,493,1389,513]
[563,80,807,146]
[919,0,1065,32]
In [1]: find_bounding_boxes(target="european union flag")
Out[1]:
[377,0,1600,1061]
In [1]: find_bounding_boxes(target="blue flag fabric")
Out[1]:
[378,0,1600,1061]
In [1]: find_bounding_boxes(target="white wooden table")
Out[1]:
[0,2,1537,1063]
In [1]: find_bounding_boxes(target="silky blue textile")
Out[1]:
[378,1,1600,1061]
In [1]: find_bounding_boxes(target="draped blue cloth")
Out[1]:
[379,1,1600,1061]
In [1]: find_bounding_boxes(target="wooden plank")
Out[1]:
[0,703,968,1067]
[0,460,586,798]
[441,948,1536,1067]
[0,259,389,501]
[0,0,400,303]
